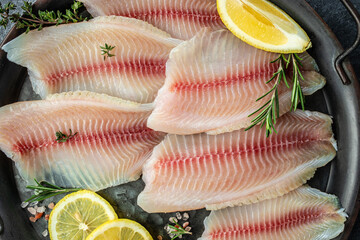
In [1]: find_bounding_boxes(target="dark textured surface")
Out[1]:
[304,1,360,239]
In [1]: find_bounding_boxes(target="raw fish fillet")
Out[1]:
[137,110,336,213]
[2,16,181,103]
[0,91,165,191]
[79,0,225,40]
[148,29,326,135]
[199,186,347,240]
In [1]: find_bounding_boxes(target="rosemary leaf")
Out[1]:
[246,53,306,136]
[25,179,81,202]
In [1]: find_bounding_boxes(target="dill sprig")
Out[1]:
[25,179,81,202]
[55,129,78,143]
[100,43,116,60]
[168,222,192,240]
[0,1,87,33]
[245,53,305,137]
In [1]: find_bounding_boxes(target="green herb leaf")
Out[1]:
[100,43,116,60]
[167,222,192,240]
[0,1,88,32]
[246,53,305,137]
[25,179,81,202]
[55,129,78,143]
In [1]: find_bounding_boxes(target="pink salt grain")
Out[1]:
[48,202,55,209]
[27,207,37,215]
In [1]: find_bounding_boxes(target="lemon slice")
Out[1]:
[49,190,118,240]
[217,0,311,53]
[86,219,153,240]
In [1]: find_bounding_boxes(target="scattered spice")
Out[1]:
[48,202,55,209]
[42,229,49,237]
[169,217,178,223]
[29,201,39,207]
[29,216,37,223]
[37,206,46,213]
[23,197,54,225]
[21,201,29,208]
[166,212,192,240]
[27,207,37,215]
[176,212,182,220]
[35,212,44,220]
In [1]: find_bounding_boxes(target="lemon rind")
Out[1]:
[217,0,311,53]
[49,190,118,240]
[86,219,153,240]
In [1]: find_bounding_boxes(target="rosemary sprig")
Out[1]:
[245,53,305,137]
[25,179,81,202]
[168,222,192,240]
[290,53,305,111]
[0,1,87,33]
[100,43,116,60]
[55,129,78,143]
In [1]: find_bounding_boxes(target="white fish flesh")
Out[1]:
[0,91,165,191]
[2,16,181,103]
[147,28,326,135]
[199,186,347,240]
[79,0,225,40]
[137,110,336,212]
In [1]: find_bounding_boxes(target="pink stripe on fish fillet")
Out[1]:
[45,59,167,85]
[13,127,156,155]
[171,64,279,91]
[120,9,222,25]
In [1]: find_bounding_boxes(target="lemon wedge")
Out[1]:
[49,190,117,240]
[86,219,153,240]
[217,0,311,53]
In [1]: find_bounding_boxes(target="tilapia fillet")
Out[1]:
[2,16,181,103]
[148,29,326,135]
[199,186,347,240]
[0,91,165,191]
[138,110,336,213]
[79,0,225,40]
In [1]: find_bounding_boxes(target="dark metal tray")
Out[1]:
[0,0,359,239]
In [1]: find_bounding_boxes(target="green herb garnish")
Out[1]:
[25,179,81,202]
[168,222,192,240]
[0,1,87,33]
[245,53,305,137]
[100,43,116,60]
[55,129,78,143]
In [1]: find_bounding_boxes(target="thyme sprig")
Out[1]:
[55,129,78,143]
[245,53,305,137]
[168,222,192,240]
[25,179,81,202]
[100,43,116,60]
[0,1,87,33]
